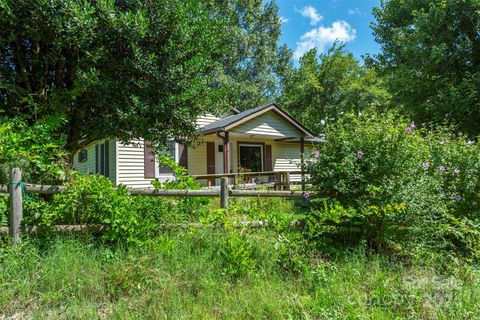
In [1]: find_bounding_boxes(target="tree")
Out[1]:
[371,0,480,135]
[206,0,292,110]
[0,0,229,155]
[280,45,389,134]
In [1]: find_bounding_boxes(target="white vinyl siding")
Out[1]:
[231,112,303,138]
[272,142,312,183]
[116,140,153,188]
[187,136,214,176]
[196,114,221,128]
[116,140,177,189]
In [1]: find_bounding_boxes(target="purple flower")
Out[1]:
[356,150,365,158]
[405,127,412,133]
[439,141,445,145]
[410,121,416,128]
[303,191,310,199]
[453,195,462,201]
[453,168,461,174]
[438,165,446,172]
[314,151,320,158]
[422,162,430,169]
[467,140,475,145]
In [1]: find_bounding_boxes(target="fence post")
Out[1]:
[220,177,229,209]
[9,167,23,245]
[285,172,290,190]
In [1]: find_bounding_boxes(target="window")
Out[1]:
[78,149,88,163]
[238,144,263,172]
[158,141,176,174]
[95,141,110,177]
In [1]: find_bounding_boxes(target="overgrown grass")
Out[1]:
[1,228,479,319]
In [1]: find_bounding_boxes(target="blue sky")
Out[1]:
[276,0,381,62]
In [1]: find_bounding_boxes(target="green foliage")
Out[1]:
[307,111,480,257]
[1,233,480,319]
[0,0,230,153]
[280,44,390,133]
[0,115,67,184]
[205,0,292,110]
[19,172,213,245]
[152,154,201,190]
[219,229,256,278]
[372,0,480,135]
[1,0,292,155]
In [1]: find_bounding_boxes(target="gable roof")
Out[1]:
[199,103,314,137]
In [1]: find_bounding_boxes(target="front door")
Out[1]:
[238,144,263,172]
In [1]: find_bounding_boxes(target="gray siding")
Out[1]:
[72,139,116,184]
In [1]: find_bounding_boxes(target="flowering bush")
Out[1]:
[307,112,480,258]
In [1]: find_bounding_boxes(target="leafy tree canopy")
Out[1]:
[0,0,289,157]
[1,0,232,154]
[205,0,292,110]
[372,0,480,135]
[280,44,390,134]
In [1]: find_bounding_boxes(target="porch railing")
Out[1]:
[187,170,304,190]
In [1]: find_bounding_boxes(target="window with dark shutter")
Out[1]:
[78,149,88,163]
[95,145,99,173]
[104,140,110,178]
[100,143,105,175]
[95,141,110,177]
[158,141,176,174]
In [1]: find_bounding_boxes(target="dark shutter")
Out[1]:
[100,143,105,175]
[95,145,99,173]
[265,144,273,171]
[206,142,215,174]
[144,141,156,178]
[104,140,110,178]
[178,144,188,169]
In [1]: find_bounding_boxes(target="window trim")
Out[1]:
[156,141,178,177]
[237,142,264,172]
[78,149,88,163]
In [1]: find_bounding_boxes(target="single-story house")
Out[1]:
[73,103,317,188]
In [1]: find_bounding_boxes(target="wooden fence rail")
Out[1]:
[1,168,321,245]
[187,170,304,190]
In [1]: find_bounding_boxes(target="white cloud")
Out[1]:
[279,16,289,24]
[348,8,361,16]
[293,20,356,59]
[296,6,322,26]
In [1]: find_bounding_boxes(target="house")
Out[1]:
[72,103,317,188]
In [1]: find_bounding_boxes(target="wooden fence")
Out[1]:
[187,170,304,190]
[1,168,321,245]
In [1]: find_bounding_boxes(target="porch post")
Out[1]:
[300,137,305,192]
[223,131,230,176]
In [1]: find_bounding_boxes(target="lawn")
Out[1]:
[1,228,479,319]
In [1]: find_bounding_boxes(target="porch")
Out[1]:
[187,103,318,190]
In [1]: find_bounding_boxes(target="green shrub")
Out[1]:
[17,171,212,245]
[307,112,480,258]
[0,115,67,184]
[219,229,256,278]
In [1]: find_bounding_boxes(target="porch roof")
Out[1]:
[199,103,314,138]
